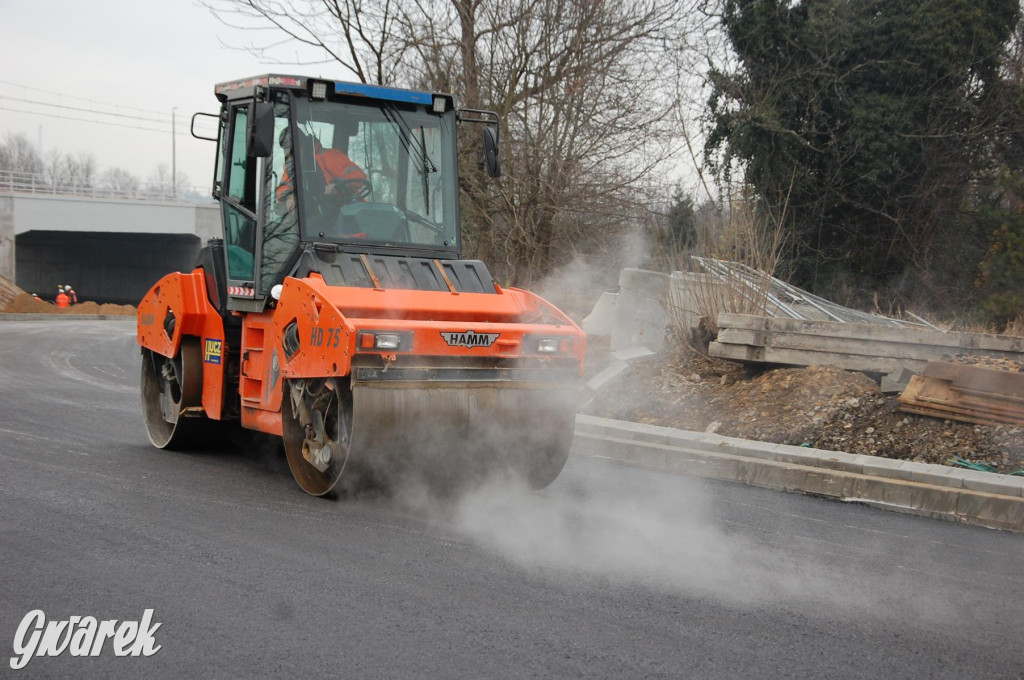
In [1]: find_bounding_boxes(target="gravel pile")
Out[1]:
[583,341,1024,474]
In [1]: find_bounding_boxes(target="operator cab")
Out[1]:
[198,75,499,312]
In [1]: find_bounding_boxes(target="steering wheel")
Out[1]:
[329,177,373,202]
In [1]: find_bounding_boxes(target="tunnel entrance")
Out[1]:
[16,231,203,305]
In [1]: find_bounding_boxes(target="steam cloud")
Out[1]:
[392,464,962,624]
[381,232,957,625]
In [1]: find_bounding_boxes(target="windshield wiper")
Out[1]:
[380,102,438,216]
[403,207,445,234]
[380,102,437,174]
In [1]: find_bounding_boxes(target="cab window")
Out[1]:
[223,105,257,281]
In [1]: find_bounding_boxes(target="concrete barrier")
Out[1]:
[611,269,669,352]
[582,291,617,336]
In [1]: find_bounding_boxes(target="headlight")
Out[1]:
[528,335,572,354]
[357,330,413,352]
[375,333,401,350]
[537,338,560,353]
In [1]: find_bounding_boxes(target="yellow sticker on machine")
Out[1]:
[204,338,223,364]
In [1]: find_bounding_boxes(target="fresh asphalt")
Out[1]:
[0,320,1021,679]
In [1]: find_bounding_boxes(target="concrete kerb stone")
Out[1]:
[573,413,1024,532]
[899,461,966,489]
[844,475,961,518]
[663,430,745,457]
[958,469,1024,497]
[583,415,865,473]
[775,445,865,474]
[857,455,915,482]
[577,414,1020,491]
[574,414,614,437]
[956,492,1024,532]
[611,346,656,363]
[1003,475,1024,497]
[584,359,630,392]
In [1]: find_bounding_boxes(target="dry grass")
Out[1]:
[658,190,788,346]
[1003,315,1024,338]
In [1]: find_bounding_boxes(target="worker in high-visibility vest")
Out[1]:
[55,286,70,308]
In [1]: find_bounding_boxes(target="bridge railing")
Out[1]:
[0,170,213,203]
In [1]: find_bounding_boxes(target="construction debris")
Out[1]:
[689,257,933,327]
[584,261,1024,426]
[880,367,917,394]
[899,358,1024,427]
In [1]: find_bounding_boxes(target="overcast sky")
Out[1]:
[0,0,352,190]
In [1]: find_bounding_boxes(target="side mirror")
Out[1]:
[190,112,220,142]
[483,126,501,178]
[248,102,275,158]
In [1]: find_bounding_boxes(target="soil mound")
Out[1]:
[0,275,25,309]
[2,293,135,315]
[2,293,55,313]
[583,342,1024,473]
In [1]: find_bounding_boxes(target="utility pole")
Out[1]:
[172,107,177,199]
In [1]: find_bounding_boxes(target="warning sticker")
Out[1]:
[204,338,223,365]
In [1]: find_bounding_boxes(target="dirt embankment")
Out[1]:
[582,339,1024,474]
[0,275,25,309]
[2,292,135,316]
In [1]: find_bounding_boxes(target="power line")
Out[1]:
[0,80,220,136]
[0,79,173,119]
[0,104,201,136]
[0,95,172,125]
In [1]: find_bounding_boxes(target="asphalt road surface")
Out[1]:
[1,320,1022,679]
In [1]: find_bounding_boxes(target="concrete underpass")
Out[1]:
[0,192,219,304]
[15,231,203,304]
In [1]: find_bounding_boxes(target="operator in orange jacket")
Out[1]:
[275,128,368,208]
[55,286,70,308]
[264,127,371,292]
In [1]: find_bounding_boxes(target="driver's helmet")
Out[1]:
[278,126,309,153]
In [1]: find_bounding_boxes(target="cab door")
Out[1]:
[219,102,263,309]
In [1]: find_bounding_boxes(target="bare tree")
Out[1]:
[201,0,410,84]
[205,0,687,284]
[458,0,683,282]
[0,133,44,178]
[100,168,142,197]
[42,149,96,192]
[146,164,189,197]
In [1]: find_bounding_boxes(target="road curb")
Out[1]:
[572,414,1024,532]
[0,314,135,321]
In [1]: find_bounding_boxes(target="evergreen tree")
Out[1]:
[706,0,1022,303]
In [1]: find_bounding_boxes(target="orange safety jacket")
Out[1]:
[55,292,70,308]
[276,148,367,202]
